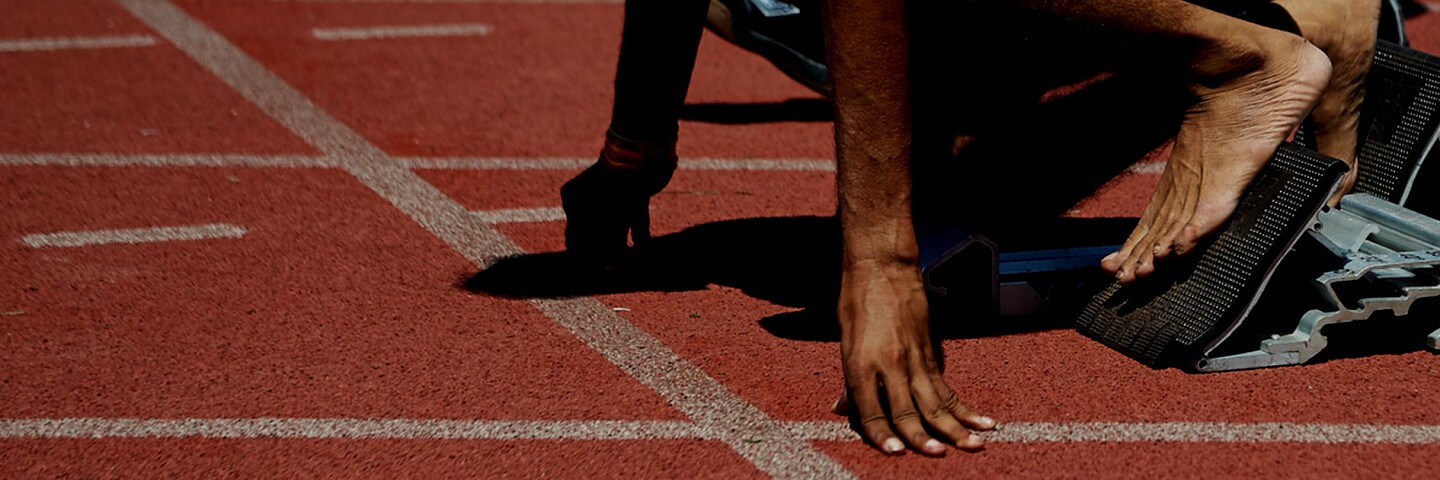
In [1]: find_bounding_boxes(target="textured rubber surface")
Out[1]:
[1076,144,1349,367]
[1356,41,1440,204]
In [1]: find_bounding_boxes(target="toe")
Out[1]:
[1135,254,1157,278]
[1173,223,1205,256]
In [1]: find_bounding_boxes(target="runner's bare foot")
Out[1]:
[1275,0,1380,205]
[1101,23,1332,282]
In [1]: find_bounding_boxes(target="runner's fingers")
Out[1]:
[908,375,977,449]
[884,373,944,455]
[850,376,905,455]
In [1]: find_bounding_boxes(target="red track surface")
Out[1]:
[2,0,1438,478]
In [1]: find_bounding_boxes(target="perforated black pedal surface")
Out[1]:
[1356,41,1440,205]
[1076,144,1348,367]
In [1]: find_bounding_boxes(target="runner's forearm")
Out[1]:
[820,0,918,268]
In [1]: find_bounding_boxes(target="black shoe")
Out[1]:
[705,0,831,96]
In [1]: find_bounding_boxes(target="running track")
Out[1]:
[2,0,1439,478]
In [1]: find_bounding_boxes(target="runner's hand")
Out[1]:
[836,261,996,455]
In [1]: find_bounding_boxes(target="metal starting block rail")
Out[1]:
[1197,194,1440,371]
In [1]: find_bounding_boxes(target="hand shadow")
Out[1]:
[461,215,1130,343]
[461,215,842,337]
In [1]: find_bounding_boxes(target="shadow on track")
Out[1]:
[462,71,1193,343]
[461,214,1095,342]
[679,98,832,124]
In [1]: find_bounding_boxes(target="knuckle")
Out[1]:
[890,408,921,425]
[941,391,967,414]
[859,413,890,429]
[925,405,954,422]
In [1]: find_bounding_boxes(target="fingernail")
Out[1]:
[1153,245,1163,255]
[925,439,944,452]
[979,416,996,428]
[964,435,985,449]
[883,438,904,453]
[1115,269,1126,281]
[1102,252,1117,263]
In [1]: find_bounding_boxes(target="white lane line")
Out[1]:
[1,153,1157,176]
[115,1,853,477]
[0,34,157,53]
[313,23,494,41]
[688,157,843,172]
[472,207,564,223]
[402,157,592,170]
[987,422,1440,444]
[7,418,1440,444]
[795,421,1440,444]
[401,156,836,172]
[0,153,335,168]
[788,421,1440,444]
[1128,162,1166,175]
[677,158,834,172]
[21,224,247,248]
[0,419,708,440]
[0,153,835,172]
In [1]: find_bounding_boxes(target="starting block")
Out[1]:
[1073,40,1440,371]
[919,220,1122,319]
[919,40,1440,370]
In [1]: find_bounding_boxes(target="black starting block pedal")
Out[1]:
[1361,41,1440,217]
[1075,143,1349,367]
[918,41,1440,364]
